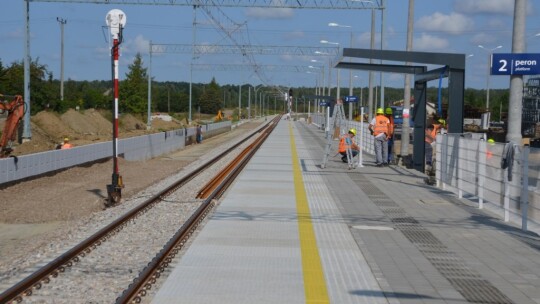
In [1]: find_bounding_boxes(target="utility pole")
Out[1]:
[379,0,386,109]
[507,0,526,144]
[238,84,242,120]
[368,7,376,121]
[57,17,67,102]
[401,0,414,166]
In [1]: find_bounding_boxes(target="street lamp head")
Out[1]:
[328,22,351,28]
[479,44,503,52]
[320,40,339,45]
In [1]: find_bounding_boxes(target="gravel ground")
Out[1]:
[0,120,266,302]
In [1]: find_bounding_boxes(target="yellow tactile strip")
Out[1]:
[288,122,330,304]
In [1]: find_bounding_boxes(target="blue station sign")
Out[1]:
[319,101,330,107]
[491,53,540,75]
[343,96,359,103]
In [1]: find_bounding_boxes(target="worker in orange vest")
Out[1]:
[338,128,360,163]
[368,108,391,167]
[61,137,73,149]
[424,124,441,167]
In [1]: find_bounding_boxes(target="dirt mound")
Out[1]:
[12,122,59,155]
[120,114,146,132]
[61,109,111,136]
[33,111,73,142]
[4,109,191,157]
[151,117,183,131]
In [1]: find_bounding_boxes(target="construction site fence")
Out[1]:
[310,112,539,233]
[435,133,540,233]
[0,121,231,185]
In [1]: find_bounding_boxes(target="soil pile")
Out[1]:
[1,109,185,156]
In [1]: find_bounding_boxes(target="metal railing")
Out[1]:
[435,134,540,233]
[310,111,540,233]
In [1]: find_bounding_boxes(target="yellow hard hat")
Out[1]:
[376,108,384,114]
[385,107,393,115]
[348,128,357,135]
[64,137,69,141]
[487,138,495,144]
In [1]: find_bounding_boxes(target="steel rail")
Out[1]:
[196,128,268,198]
[116,116,281,303]
[0,119,274,304]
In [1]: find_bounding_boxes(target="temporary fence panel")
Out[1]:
[0,121,231,185]
[436,134,540,232]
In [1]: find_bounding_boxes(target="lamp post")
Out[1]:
[309,64,325,117]
[329,22,355,120]
[253,85,264,118]
[478,45,502,112]
[56,17,67,102]
[320,39,340,99]
[354,75,364,107]
[238,84,242,121]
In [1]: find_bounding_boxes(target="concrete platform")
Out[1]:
[152,119,540,304]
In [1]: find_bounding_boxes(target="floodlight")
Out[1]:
[105,9,127,39]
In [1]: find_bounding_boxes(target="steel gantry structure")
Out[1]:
[147,43,339,125]
[21,0,383,138]
[150,44,341,56]
[191,64,325,73]
[27,0,382,9]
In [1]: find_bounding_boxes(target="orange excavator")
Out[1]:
[0,94,26,158]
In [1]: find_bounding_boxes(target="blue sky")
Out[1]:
[0,0,539,91]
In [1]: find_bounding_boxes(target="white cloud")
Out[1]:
[93,35,149,62]
[245,7,294,19]
[416,12,474,35]
[358,31,380,48]
[487,18,507,28]
[3,29,24,39]
[124,35,150,55]
[470,32,497,46]
[413,33,449,51]
[454,0,515,15]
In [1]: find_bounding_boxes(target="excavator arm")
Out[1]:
[0,94,25,158]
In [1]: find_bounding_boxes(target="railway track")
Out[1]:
[0,116,280,304]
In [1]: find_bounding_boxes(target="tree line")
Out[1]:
[1,54,510,121]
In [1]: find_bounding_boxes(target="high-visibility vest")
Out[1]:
[373,115,390,136]
[61,143,73,149]
[385,114,394,137]
[338,136,349,153]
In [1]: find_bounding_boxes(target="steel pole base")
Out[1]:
[106,184,122,206]
[106,173,124,207]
